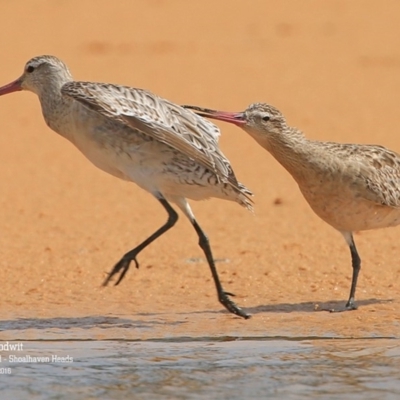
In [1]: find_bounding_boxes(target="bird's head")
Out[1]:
[183,102,289,143]
[0,55,73,97]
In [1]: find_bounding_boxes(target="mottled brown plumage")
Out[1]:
[0,55,253,318]
[184,101,400,311]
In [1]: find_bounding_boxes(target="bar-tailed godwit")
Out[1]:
[184,102,400,311]
[0,55,253,318]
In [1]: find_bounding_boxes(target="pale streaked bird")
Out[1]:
[0,55,253,318]
[184,102,400,311]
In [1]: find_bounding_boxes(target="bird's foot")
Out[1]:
[218,291,251,319]
[341,299,358,312]
[316,299,358,313]
[328,304,358,313]
[102,255,139,287]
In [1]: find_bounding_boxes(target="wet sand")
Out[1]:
[0,2,399,393]
[1,338,399,399]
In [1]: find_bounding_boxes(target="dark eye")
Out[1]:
[262,115,270,122]
[26,65,35,73]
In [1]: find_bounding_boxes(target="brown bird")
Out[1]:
[0,55,253,318]
[184,102,400,311]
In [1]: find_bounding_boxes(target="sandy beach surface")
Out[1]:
[0,0,399,353]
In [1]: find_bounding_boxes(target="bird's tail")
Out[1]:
[235,182,254,212]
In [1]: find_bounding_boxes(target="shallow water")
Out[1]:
[0,336,399,399]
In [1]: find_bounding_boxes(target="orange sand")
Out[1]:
[0,0,399,339]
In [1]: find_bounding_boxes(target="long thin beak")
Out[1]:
[0,78,22,96]
[183,105,246,126]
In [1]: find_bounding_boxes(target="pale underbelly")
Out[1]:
[305,194,400,232]
[70,135,236,203]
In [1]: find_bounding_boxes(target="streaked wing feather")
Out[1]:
[120,114,218,174]
[61,81,233,181]
[360,152,400,208]
[325,142,400,207]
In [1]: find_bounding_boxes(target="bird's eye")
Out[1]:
[262,115,270,122]
[26,65,35,73]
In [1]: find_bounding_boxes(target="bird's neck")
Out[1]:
[38,80,74,136]
[248,127,319,184]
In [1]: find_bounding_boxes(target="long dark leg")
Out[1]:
[345,234,361,310]
[102,197,178,286]
[192,219,250,319]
